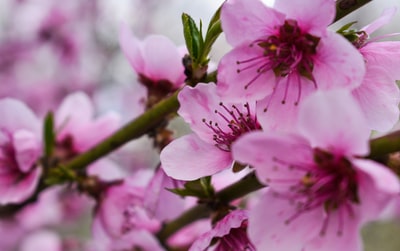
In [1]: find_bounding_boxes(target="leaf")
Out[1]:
[200,176,214,197]
[200,7,223,65]
[182,13,204,61]
[167,177,214,199]
[336,21,358,33]
[207,5,222,34]
[43,111,55,157]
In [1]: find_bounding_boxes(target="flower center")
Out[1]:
[259,20,320,79]
[269,148,360,236]
[310,148,360,211]
[202,102,261,152]
[236,19,320,87]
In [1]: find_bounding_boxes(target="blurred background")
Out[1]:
[0,0,399,250]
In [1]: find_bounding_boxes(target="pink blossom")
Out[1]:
[16,187,63,230]
[217,0,365,131]
[55,92,120,153]
[0,98,42,204]
[119,23,186,90]
[189,210,255,251]
[143,168,185,221]
[93,170,164,251]
[351,7,400,131]
[167,219,211,249]
[160,82,260,180]
[232,90,400,251]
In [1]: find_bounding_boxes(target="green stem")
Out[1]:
[63,91,179,171]
[334,0,373,22]
[156,172,265,242]
[157,204,210,243]
[368,131,400,160]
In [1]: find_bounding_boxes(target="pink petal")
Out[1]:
[0,98,40,134]
[20,230,62,251]
[355,159,400,195]
[160,134,232,181]
[12,130,41,173]
[303,211,362,251]
[353,158,400,221]
[99,183,144,238]
[248,191,322,251]
[112,229,165,251]
[255,76,314,132]
[217,45,276,102]
[352,66,400,132]
[143,168,185,221]
[232,131,312,188]
[91,217,113,249]
[189,210,248,251]
[274,0,335,36]
[55,92,93,139]
[177,83,225,143]
[298,90,370,156]
[313,31,366,90]
[221,0,285,47]
[0,167,41,204]
[361,41,400,81]
[73,112,120,152]
[119,22,145,73]
[141,35,185,85]
[88,159,126,182]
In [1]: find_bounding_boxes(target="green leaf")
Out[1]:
[336,21,358,33]
[200,176,214,197]
[167,177,214,199]
[43,111,55,157]
[200,7,223,65]
[207,5,221,33]
[182,13,204,61]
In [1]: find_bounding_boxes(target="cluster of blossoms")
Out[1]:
[0,0,400,251]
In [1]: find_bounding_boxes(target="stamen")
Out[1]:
[203,102,261,152]
[239,19,320,107]
[270,148,360,237]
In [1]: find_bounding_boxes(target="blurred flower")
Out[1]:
[0,98,42,204]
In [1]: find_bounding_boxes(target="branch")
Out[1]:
[62,91,179,171]
[334,0,373,22]
[156,172,265,242]
[368,130,400,160]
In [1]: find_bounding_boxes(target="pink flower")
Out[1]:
[143,168,185,221]
[189,210,255,251]
[54,92,123,180]
[55,92,120,153]
[94,168,194,251]
[160,83,260,180]
[93,170,165,251]
[217,0,365,131]
[232,90,400,251]
[0,98,42,204]
[119,23,186,91]
[351,8,400,131]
